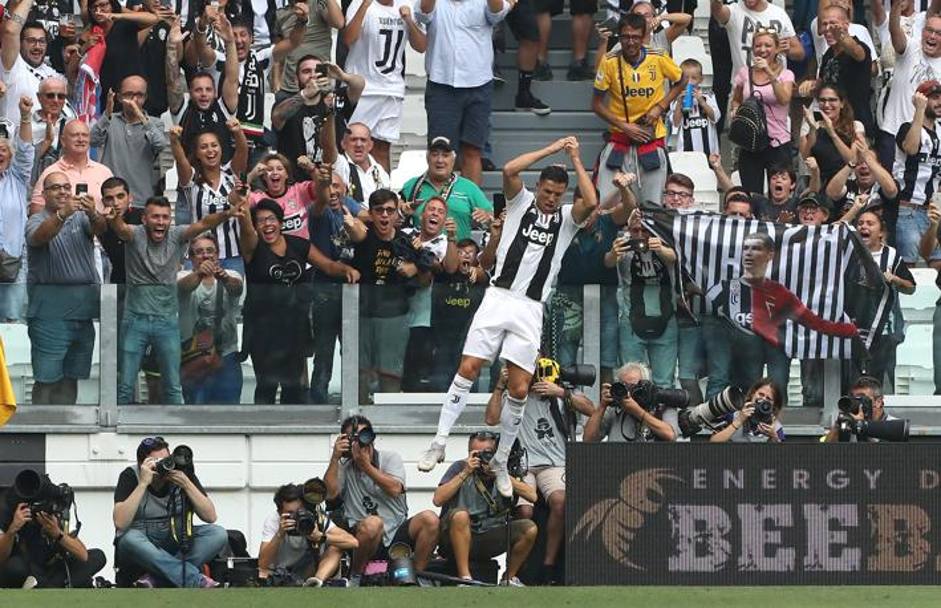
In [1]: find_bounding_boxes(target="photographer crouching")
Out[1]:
[433,432,538,587]
[0,471,105,588]
[709,379,785,443]
[485,360,595,585]
[324,416,439,586]
[113,437,227,588]
[823,376,910,443]
[257,480,358,586]
[584,362,679,442]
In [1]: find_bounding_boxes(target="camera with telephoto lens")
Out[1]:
[837,415,910,442]
[678,386,745,437]
[289,508,319,537]
[342,427,376,459]
[507,439,527,479]
[751,399,775,425]
[837,394,873,419]
[535,358,596,388]
[610,379,689,412]
[13,469,74,518]
[155,445,194,477]
[475,448,495,465]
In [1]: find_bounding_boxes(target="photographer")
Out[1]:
[433,432,538,587]
[113,437,227,588]
[583,362,677,443]
[0,485,105,588]
[709,379,785,443]
[257,482,357,587]
[485,363,593,585]
[324,416,439,586]
[824,376,902,443]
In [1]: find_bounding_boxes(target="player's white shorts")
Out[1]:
[349,95,403,143]
[462,287,543,375]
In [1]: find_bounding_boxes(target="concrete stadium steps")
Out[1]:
[501,15,601,49]
[495,49,583,70]
[492,78,595,112]
[488,134,605,167]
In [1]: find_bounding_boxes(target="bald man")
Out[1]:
[90,75,169,205]
[31,120,113,215]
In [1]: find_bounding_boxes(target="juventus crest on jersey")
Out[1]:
[491,187,583,303]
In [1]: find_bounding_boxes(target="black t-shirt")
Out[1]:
[29,0,73,38]
[177,98,234,164]
[431,271,485,334]
[0,495,61,567]
[100,207,143,284]
[113,465,208,504]
[352,228,411,318]
[819,39,873,136]
[245,234,310,286]
[810,129,852,190]
[100,20,143,97]
[274,86,354,182]
[140,22,171,118]
[752,193,799,223]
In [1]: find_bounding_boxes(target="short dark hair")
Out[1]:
[136,436,169,464]
[767,163,796,184]
[618,13,648,35]
[296,54,323,78]
[144,196,171,209]
[851,375,883,398]
[251,198,284,224]
[231,17,253,32]
[340,414,373,435]
[188,71,216,89]
[456,238,479,252]
[856,209,886,231]
[101,176,129,196]
[666,173,695,192]
[743,231,774,252]
[369,188,398,209]
[746,378,784,414]
[21,21,46,37]
[538,165,569,187]
[273,483,303,511]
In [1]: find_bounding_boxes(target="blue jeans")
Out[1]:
[116,524,227,588]
[896,206,940,263]
[619,306,678,388]
[701,316,732,399]
[182,352,243,404]
[119,312,183,405]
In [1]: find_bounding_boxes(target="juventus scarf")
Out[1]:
[642,207,891,360]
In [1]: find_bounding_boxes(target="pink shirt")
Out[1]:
[734,66,795,148]
[30,157,114,214]
[249,181,317,240]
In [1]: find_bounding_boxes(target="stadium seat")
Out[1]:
[164,165,178,206]
[900,268,940,323]
[671,36,714,88]
[263,93,275,130]
[390,149,428,191]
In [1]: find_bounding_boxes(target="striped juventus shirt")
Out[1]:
[893,121,941,205]
[181,164,240,260]
[492,186,584,303]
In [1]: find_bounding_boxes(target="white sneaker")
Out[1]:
[500,576,525,587]
[303,576,323,587]
[22,576,38,589]
[417,442,446,472]
[491,461,513,498]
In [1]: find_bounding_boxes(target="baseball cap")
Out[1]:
[797,192,833,215]
[429,136,454,153]
[917,80,941,97]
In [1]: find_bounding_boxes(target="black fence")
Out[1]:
[566,443,941,585]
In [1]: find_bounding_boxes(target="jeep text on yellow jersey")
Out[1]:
[594,49,683,140]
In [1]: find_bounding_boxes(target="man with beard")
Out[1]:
[401,196,459,391]
[105,196,240,405]
[418,136,596,499]
[0,0,62,124]
[166,15,238,162]
[402,137,492,241]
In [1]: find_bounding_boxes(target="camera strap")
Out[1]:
[547,396,570,442]
[410,171,457,206]
[473,475,509,518]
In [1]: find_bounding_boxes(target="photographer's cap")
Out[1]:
[797,192,833,215]
[429,136,454,153]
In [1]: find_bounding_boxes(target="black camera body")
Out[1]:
[342,427,376,459]
[155,445,194,478]
[475,449,495,465]
[13,469,74,519]
[611,379,689,412]
[288,508,319,537]
[750,399,775,427]
[391,234,439,272]
[837,415,910,443]
[627,237,649,254]
[838,394,873,419]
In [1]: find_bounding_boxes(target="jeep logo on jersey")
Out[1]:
[522,223,555,246]
[624,87,657,98]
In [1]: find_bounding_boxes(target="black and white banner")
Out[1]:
[642,208,891,360]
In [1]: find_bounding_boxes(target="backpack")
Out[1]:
[728,69,770,153]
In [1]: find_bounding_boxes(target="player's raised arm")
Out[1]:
[565,138,597,224]
[502,137,574,201]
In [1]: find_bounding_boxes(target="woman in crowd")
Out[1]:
[731,29,794,195]
[710,378,785,443]
[0,96,34,322]
[177,234,244,404]
[800,84,862,191]
[171,119,248,273]
[247,153,317,240]
[233,192,359,404]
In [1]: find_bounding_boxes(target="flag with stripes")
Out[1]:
[642,207,891,360]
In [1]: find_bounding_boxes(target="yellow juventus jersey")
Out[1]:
[594,48,683,139]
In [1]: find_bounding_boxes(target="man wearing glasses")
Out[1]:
[91,75,169,205]
[0,0,62,124]
[113,437,227,588]
[30,75,76,183]
[592,13,687,208]
[350,188,426,400]
[24,171,105,404]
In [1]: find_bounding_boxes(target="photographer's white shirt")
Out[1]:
[260,510,334,570]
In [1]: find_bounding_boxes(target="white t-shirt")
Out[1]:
[721,2,797,77]
[260,510,335,570]
[877,11,924,71]
[335,154,391,200]
[881,36,941,136]
[344,0,419,98]
[0,56,59,124]
[809,18,876,66]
